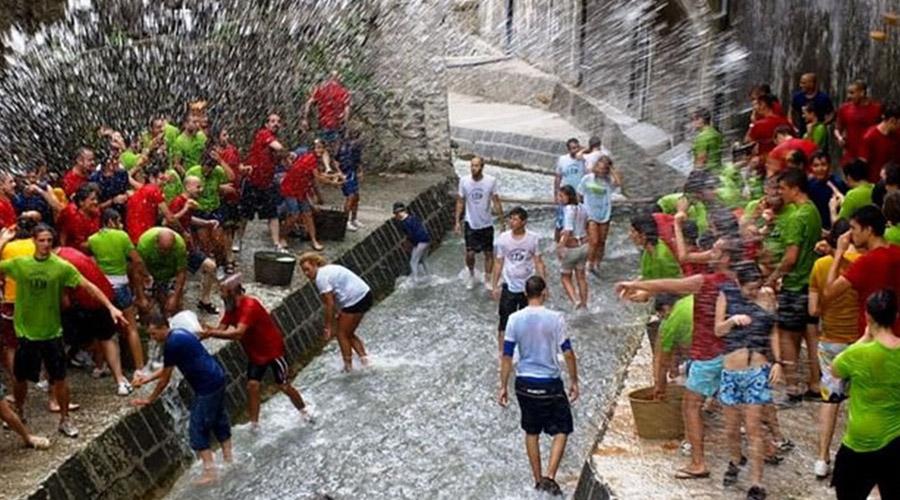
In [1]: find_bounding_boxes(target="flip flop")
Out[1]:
[674,468,710,479]
[48,402,80,413]
[311,242,324,251]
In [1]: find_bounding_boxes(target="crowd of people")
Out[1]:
[0,72,364,481]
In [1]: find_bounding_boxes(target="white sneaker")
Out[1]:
[231,240,241,253]
[117,381,133,397]
[814,459,830,478]
[353,220,365,228]
[36,380,49,392]
[346,221,358,232]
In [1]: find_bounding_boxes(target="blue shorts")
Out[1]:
[685,356,723,397]
[188,385,231,451]
[719,365,772,406]
[341,174,359,197]
[278,197,312,217]
[320,128,344,143]
[188,250,207,274]
[113,284,134,309]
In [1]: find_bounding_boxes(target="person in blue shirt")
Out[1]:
[790,73,834,137]
[393,202,431,282]
[132,312,231,485]
[807,151,847,230]
[498,276,579,496]
[338,131,365,231]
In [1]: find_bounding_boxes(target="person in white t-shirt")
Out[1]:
[299,253,371,372]
[498,275,579,496]
[491,207,546,354]
[554,139,586,242]
[455,156,504,289]
[580,135,611,172]
[557,185,589,309]
[577,154,621,276]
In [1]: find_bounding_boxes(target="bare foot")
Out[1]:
[342,363,352,373]
[48,402,80,413]
[194,469,217,486]
[359,356,370,367]
[25,435,50,450]
[311,241,324,251]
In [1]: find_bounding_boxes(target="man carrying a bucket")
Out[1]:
[498,275,578,496]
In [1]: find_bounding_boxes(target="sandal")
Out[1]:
[764,454,783,466]
[723,461,740,487]
[25,435,50,450]
[310,242,324,251]
[675,468,710,479]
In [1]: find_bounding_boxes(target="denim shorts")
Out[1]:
[685,355,723,397]
[719,365,772,406]
[113,284,134,309]
[189,384,231,451]
[278,197,312,217]
[819,341,850,403]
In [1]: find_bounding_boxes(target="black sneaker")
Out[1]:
[540,477,562,496]
[723,461,741,487]
[197,301,220,315]
[747,485,767,499]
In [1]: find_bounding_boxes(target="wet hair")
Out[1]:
[802,103,825,122]
[850,79,868,92]
[654,293,682,312]
[826,218,852,248]
[630,214,658,245]
[201,148,218,167]
[692,108,711,125]
[851,205,887,237]
[144,165,162,180]
[778,168,809,194]
[756,93,777,109]
[750,84,773,97]
[681,219,699,245]
[719,237,745,264]
[470,155,484,166]
[709,208,740,239]
[843,159,869,183]
[810,151,831,164]
[588,136,602,149]
[72,183,98,205]
[566,138,579,148]
[787,150,808,169]
[298,252,327,267]
[32,223,56,240]
[733,261,763,285]
[15,215,36,239]
[773,124,794,139]
[101,207,122,227]
[75,147,93,162]
[524,275,547,299]
[866,289,898,329]
[883,192,900,225]
[683,169,716,195]
[883,102,900,121]
[145,311,169,328]
[508,206,528,221]
[559,185,578,205]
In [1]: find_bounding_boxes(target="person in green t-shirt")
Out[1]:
[653,294,693,399]
[137,226,217,315]
[691,108,723,174]
[770,169,823,402]
[885,191,900,246]
[184,156,233,214]
[0,224,125,438]
[802,103,828,150]
[631,215,682,280]
[160,168,184,203]
[742,177,798,272]
[88,209,149,370]
[830,290,900,498]
[657,170,720,235]
[171,116,207,175]
[833,160,873,222]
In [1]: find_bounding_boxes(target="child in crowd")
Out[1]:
[393,202,431,282]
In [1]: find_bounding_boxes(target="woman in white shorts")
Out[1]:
[557,185,589,309]
[577,155,621,276]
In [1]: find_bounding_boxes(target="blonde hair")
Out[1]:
[298,252,327,267]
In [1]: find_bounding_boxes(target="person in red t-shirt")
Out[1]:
[211,127,249,257]
[746,95,793,158]
[242,114,286,250]
[56,245,132,396]
[749,84,785,120]
[201,274,310,427]
[57,184,101,252]
[302,71,351,144]
[126,166,174,243]
[280,140,344,252]
[616,242,743,479]
[835,80,883,166]
[0,172,18,229]
[770,126,820,172]
[824,206,900,335]
[167,176,203,238]
[858,104,900,183]
[61,148,95,197]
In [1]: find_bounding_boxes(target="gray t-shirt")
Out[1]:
[505,306,569,379]
[495,229,541,293]
[315,264,370,309]
[458,174,499,230]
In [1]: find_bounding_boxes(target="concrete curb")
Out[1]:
[25,176,458,500]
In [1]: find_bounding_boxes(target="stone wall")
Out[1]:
[24,175,457,500]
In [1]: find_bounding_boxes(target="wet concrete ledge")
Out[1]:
[23,174,458,500]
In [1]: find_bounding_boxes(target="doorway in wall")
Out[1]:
[505,0,514,53]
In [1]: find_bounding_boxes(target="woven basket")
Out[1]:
[628,385,686,440]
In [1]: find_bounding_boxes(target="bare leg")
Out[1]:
[804,325,821,393]
[200,259,217,304]
[268,218,280,248]
[99,339,127,386]
[723,405,743,464]
[574,267,588,307]
[586,222,601,270]
[0,400,41,446]
[464,250,476,276]
[247,380,261,424]
[195,449,217,485]
[682,390,708,474]
[279,383,307,414]
[53,380,70,423]
[546,433,569,480]
[595,222,609,263]
[339,312,368,360]
[560,271,577,306]
[525,434,542,485]
[745,404,765,486]
[13,379,27,416]
[336,327,354,372]
[483,250,494,278]
[221,439,233,463]
[818,402,840,461]
[300,212,322,249]
[123,306,144,370]
[780,329,802,396]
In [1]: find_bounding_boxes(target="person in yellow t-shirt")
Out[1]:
[0,217,36,379]
[808,219,861,479]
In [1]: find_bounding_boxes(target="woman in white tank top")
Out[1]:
[556,185,589,309]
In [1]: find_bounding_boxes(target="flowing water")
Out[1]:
[165,210,644,500]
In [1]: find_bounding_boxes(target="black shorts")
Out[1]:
[498,285,527,332]
[777,288,815,332]
[343,291,373,314]
[247,356,289,385]
[464,222,494,254]
[240,184,279,221]
[832,437,900,500]
[514,378,573,436]
[62,308,116,348]
[15,337,67,383]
